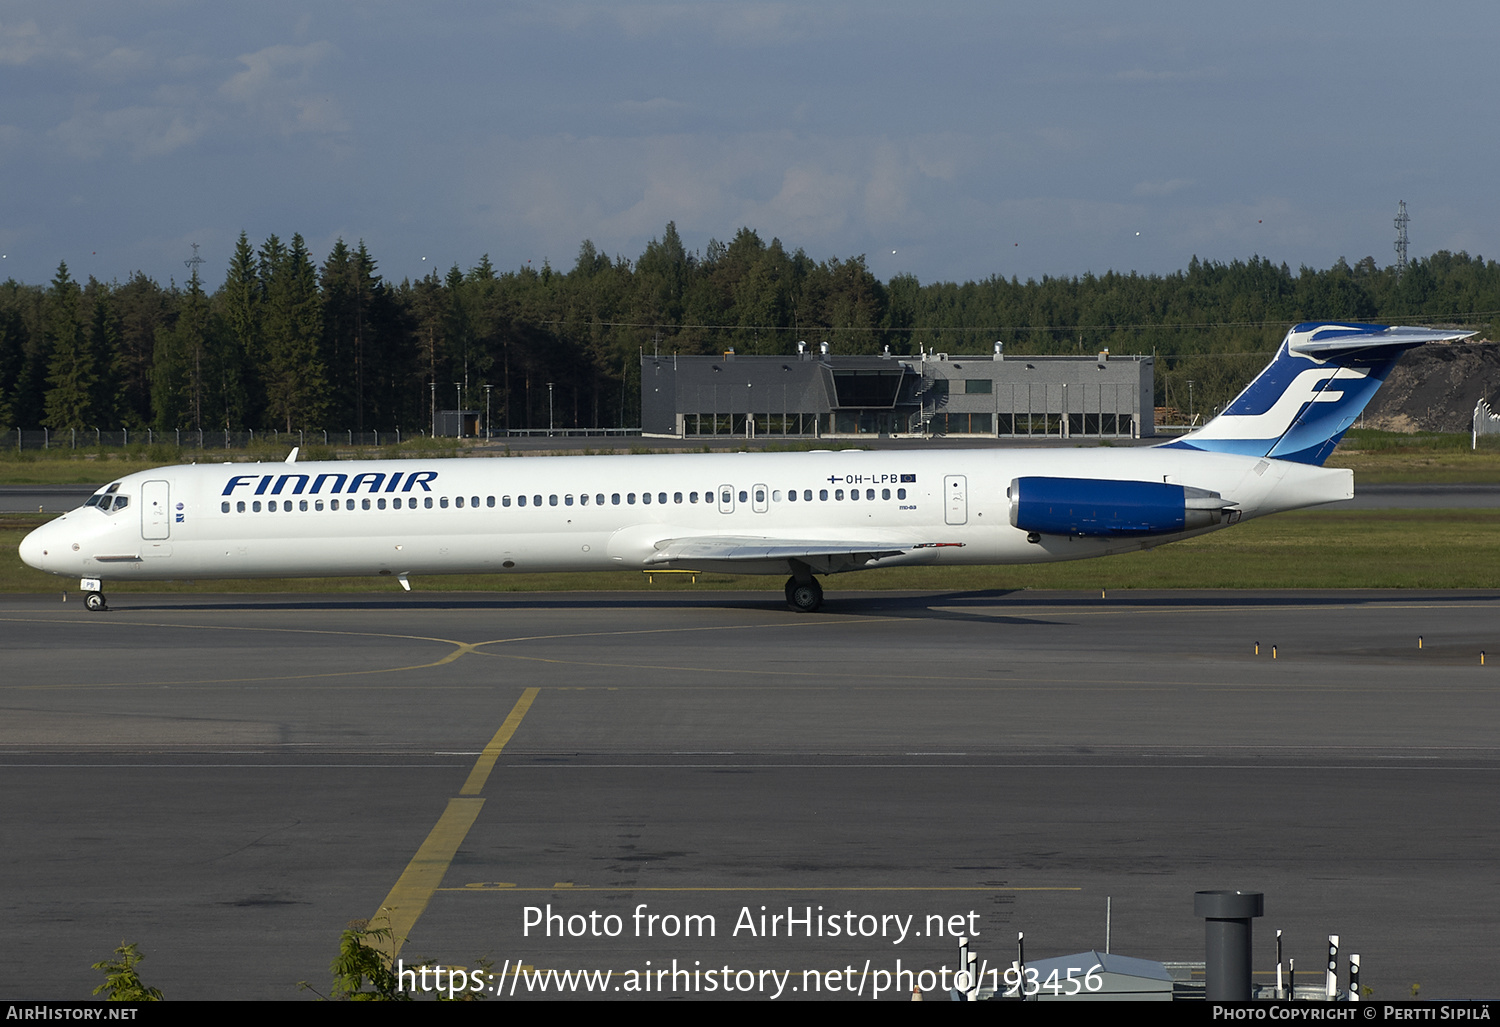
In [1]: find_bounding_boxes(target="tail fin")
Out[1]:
[1162,322,1475,465]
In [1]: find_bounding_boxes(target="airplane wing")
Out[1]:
[644,535,962,569]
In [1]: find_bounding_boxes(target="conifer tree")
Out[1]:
[41,262,97,432]
[261,233,327,431]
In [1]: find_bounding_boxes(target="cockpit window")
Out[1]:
[87,491,129,513]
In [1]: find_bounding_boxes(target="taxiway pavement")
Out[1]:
[2,589,1497,1000]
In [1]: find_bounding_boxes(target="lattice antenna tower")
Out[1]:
[184,242,205,280]
[1393,201,1409,281]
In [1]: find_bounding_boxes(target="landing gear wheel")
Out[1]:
[84,592,107,612]
[785,576,823,613]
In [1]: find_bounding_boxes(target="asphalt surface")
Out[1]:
[3,588,1498,1001]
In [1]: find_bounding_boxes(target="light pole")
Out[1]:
[454,382,462,437]
[484,385,492,440]
[1187,380,1195,426]
[429,381,435,437]
[548,382,554,436]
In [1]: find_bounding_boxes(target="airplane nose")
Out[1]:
[18,522,57,573]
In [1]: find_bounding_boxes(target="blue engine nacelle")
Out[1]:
[1008,476,1237,538]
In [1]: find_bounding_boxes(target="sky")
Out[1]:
[2,1,1497,291]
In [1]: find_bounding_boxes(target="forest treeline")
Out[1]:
[3,222,1498,433]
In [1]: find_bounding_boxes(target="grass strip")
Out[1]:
[4,509,1499,595]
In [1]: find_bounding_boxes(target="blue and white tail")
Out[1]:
[1161,322,1474,465]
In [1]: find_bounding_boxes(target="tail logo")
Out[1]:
[1188,365,1367,441]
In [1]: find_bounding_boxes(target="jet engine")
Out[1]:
[1008,476,1238,538]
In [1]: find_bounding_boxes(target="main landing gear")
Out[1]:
[784,575,824,613]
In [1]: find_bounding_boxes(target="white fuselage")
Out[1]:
[18,448,1352,584]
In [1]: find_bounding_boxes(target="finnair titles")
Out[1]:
[19,322,1471,612]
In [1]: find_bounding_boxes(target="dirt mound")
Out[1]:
[1360,340,1500,433]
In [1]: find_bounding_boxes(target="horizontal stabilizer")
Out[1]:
[1286,323,1474,359]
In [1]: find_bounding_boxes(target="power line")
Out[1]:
[541,311,1496,337]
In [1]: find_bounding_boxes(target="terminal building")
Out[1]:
[641,343,1155,440]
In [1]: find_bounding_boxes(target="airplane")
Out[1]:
[18,321,1472,613]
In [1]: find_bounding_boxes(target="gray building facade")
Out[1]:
[641,345,1154,440]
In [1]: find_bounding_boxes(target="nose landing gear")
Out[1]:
[79,578,107,612]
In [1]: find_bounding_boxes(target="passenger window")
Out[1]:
[487,496,495,508]
[472,496,479,507]
[565,495,574,506]
[363,498,372,510]
[738,491,747,503]
[642,493,651,505]
[658,492,667,504]
[786,490,796,502]
[721,491,731,505]
[518,495,527,507]
[897,488,906,500]
[628,493,637,505]
[440,497,449,508]
[580,494,589,506]
[269,500,278,512]
[316,500,324,511]
[867,489,875,500]
[236,501,246,513]
[503,496,511,507]
[882,489,890,500]
[456,496,465,508]
[533,495,542,507]
[300,499,309,511]
[755,489,765,503]
[674,492,683,504]
[253,501,262,512]
[378,498,386,510]
[596,494,605,506]
[690,492,699,504]
[612,494,621,505]
[804,490,813,501]
[332,499,341,510]
[837,489,845,501]
[819,490,828,501]
[221,501,230,513]
[425,497,433,509]
[549,495,558,506]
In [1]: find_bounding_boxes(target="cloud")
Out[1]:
[0,19,50,66]
[455,129,987,273]
[1133,178,1194,197]
[519,2,836,47]
[220,42,348,136]
[48,102,204,161]
[1112,67,1218,84]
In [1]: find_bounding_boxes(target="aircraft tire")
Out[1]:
[786,578,823,613]
[84,592,107,612]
